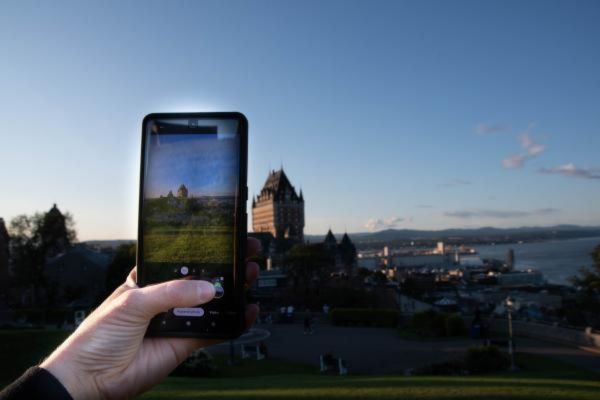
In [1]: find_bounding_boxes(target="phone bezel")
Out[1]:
[136,112,248,339]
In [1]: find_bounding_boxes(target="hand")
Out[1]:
[40,238,261,400]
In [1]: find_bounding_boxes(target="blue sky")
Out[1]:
[1,0,599,240]
[145,133,239,198]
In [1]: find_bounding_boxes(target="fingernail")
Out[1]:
[196,281,216,300]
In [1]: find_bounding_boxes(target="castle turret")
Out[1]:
[339,232,357,275]
[323,229,337,251]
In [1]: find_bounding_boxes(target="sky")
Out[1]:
[145,133,239,198]
[1,0,599,240]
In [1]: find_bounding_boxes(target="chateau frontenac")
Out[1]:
[252,168,304,243]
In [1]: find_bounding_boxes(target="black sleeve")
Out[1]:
[0,367,73,400]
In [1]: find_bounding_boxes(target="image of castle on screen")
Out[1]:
[142,132,239,280]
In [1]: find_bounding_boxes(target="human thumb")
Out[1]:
[120,280,216,319]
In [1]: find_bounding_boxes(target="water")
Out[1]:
[474,237,600,285]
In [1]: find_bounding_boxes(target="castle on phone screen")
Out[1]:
[176,184,189,198]
[252,168,304,243]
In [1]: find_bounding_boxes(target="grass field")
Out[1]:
[2,330,599,399]
[0,329,70,384]
[144,226,232,264]
[143,355,600,400]
[142,196,234,265]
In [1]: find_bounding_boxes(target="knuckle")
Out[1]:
[119,288,142,309]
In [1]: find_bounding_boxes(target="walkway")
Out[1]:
[208,322,600,374]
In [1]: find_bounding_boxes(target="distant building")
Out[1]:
[392,254,446,268]
[506,249,515,270]
[177,184,188,198]
[248,231,296,260]
[0,218,9,295]
[252,270,289,306]
[497,270,544,287]
[323,229,337,252]
[322,230,357,276]
[339,232,358,273]
[252,168,304,242]
[436,241,445,255]
[44,244,113,307]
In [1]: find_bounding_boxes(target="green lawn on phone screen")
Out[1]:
[143,196,234,264]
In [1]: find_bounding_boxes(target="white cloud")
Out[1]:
[520,132,545,156]
[365,216,404,232]
[476,123,511,135]
[501,124,546,169]
[502,154,526,169]
[539,163,600,180]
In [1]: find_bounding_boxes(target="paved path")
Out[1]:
[208,322,600,374]
[515,337,600,373]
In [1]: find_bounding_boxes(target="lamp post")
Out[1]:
[505,297,517,371]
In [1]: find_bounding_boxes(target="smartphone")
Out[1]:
[137,112,248,338]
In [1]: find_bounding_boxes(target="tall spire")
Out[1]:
[324,229,337,244]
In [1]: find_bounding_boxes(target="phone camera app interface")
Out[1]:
[141,121,240,318]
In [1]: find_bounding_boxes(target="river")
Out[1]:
[474,236,600,285]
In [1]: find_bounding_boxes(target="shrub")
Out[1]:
[445,313,466,336]
[412,346,510,376]
[465,345,509,374]
[330,308,399,327]
[172,350,217,377]
[410,310,466,337]
[411,310,445,336]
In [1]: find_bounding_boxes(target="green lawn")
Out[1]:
[142,196,235,265]
[144,226,232,264]
[141,353,600,400]
[0,329,70,385]
[143,375,600,399]
[2,330,599,400]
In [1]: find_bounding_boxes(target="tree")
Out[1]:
[285,243,334,288]
[570,244,600,293]
[9,213,46,292]
[569,244,600,318]
[8,204,77,305]
[38,204,76,258]
[105,243,136,296]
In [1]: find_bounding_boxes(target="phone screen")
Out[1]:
[138,115,246,336]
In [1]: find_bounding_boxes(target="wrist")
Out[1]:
[41,351,98,400]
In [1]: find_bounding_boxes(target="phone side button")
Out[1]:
[173,307,205,317]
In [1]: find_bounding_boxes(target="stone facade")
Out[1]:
[252,169,304,242]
